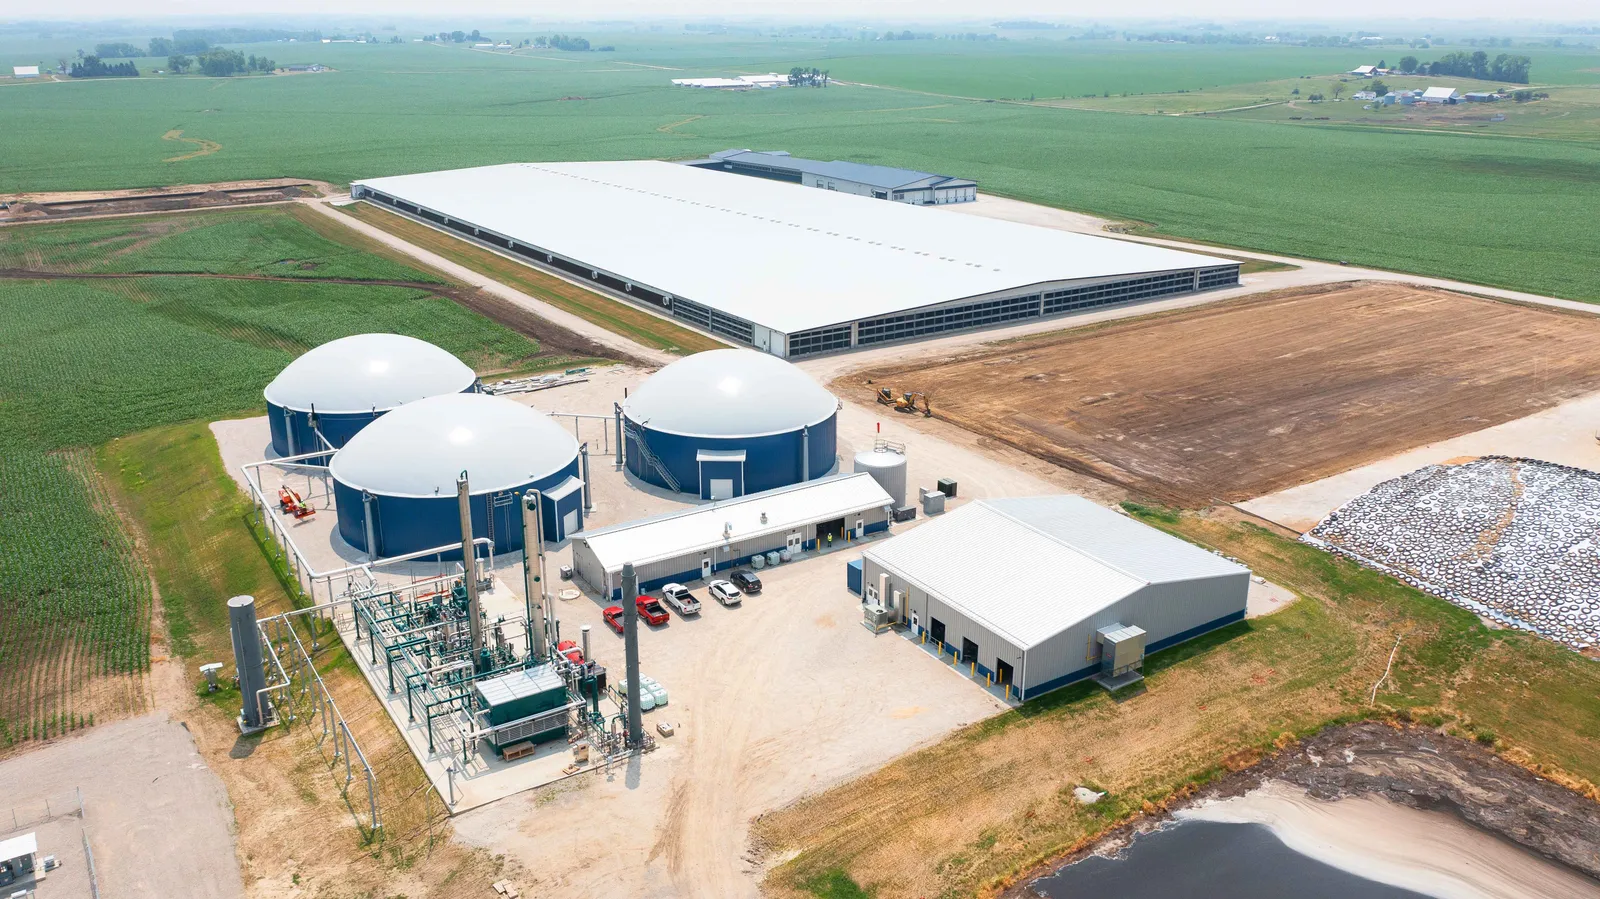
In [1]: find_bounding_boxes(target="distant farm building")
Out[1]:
[12,65,39,78]
[687,149,978,205]
[1349,65,1378,76]
[282,64,326,73]
[1420,86,1461,104]
[1463,91,1498,102]
[670,74,787,89]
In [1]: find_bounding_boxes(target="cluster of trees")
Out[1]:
[1419,50,1532,83]
[92,41,143,58]
[425,30,485,43]
[68,56,138,77]
[947,33,999,42]
[787,66,829,87]
[881,31,935,41]
[1125,31,1260,44]
[167,49,274,76]
[539,34,591,51]
[148,35,211,56]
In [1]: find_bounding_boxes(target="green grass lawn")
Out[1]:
[0,206,446,281]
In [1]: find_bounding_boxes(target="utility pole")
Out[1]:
[457,471,484,665]
[521,490,546,661]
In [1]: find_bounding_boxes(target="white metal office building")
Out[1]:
[859,496,1250,700]
[350,161,1240,359]
[572,473,893,599]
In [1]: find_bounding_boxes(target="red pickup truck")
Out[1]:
[637,596,671,626]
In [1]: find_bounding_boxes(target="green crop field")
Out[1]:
[0,207,553,752]
[2,35,1598,303]
[0,206,446,280]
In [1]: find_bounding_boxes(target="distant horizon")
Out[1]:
[5,4,1598,28]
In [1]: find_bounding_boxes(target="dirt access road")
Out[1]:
[840,282,1600,507]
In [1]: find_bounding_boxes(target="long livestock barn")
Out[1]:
[351,161,1239,359]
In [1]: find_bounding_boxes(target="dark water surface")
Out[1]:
[1032,820,1432,899]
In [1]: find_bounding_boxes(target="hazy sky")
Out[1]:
[25,0,1600,23]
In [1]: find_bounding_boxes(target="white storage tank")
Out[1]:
[853,446,908,508]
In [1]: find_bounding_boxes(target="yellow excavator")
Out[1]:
[875,387,932,417]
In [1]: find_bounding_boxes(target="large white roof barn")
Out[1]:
[351,161,1240,358]
[860,496,1250,700]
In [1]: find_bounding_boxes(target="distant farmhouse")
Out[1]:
[12,65,39,78]
[686,149,977,205]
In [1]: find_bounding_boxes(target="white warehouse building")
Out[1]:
[572,473,893,599]
[350,161,1239,359]
[860,496,1250,700]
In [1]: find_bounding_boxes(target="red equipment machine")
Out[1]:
[277,486,316,520]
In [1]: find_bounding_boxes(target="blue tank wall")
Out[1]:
[625,413,837,497]
[333,457,582,559]
[268,386,480,458]
[268,402,384,459]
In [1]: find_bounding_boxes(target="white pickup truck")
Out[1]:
[661,583,702,615]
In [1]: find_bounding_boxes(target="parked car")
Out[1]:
[555,639,584,663]
[707,580,742,606]
[602,605,625,634]
[661,583,702,615]
[729,570,762,595]
[637,596,671,626]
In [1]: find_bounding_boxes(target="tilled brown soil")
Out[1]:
[843,283,1600,506]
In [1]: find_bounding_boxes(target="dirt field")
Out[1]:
[0,180,330,223]
[0,713,244,898]
[842,283,1600,507]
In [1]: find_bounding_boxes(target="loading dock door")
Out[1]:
[817,517,846,545]
[995,658,1014,684]
[708,479,734,500]
[930,618,946,645]
[961,638,978,664]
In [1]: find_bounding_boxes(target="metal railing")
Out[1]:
[258,609,382,837]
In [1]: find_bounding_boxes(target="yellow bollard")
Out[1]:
[970,661,976,677]
[1006,683,1012,701]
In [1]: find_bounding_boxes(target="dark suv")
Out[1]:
[729,570,762,594]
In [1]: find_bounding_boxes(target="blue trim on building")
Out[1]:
[333,457,581,559]
[1147,608,1246,653]
[626,413,837,497]
[1017,607,1247,701]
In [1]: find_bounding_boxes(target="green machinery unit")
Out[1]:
[474,665,572,753]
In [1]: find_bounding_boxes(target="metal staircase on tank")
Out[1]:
[623,418,682,492]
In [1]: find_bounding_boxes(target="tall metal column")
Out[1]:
[580,443,593,512]
[801,425,811,483]
[521,490,546,661]
[613,403,624,468]
[622,563,643,749]
[361,490,377,560]
[229,595,269,731]
[457,471,484,663]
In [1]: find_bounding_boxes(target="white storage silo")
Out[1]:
[853,446,907,508]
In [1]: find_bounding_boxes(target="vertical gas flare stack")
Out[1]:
[457,471,484,663]
[522,490,546,661]
[622,562,643,749]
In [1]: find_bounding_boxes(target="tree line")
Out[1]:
[788,67,829,87]
[68,57,138,77]
[167,49,275,76]
[1400,50,1531,83]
